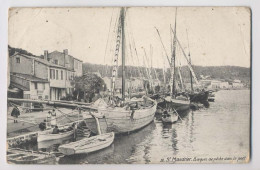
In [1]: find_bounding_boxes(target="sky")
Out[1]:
[8,7,251,68]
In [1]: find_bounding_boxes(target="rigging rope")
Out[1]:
[155,27,171,65]
[126,14,144,79]
[103,9,115,76]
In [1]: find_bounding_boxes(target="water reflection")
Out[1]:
[59,122,156,164]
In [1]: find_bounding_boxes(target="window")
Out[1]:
[34,83,38,89]
[16,57,20,63]
[24,94,30,99]
[54,59,58,65]
[61,70,63,80]
[53,69,55,79]
[56,70,58,80]
[50,69,52,79]
[45,95,48,99]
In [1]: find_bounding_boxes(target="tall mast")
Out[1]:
[111,11,122,98]
[186,29,193,92]
[121,7,126,101]
[170,8,177,98]
[189,56,193,92]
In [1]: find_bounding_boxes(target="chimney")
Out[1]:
[44,50,48,60]
[63,49,68,56]
[64,49,69,68]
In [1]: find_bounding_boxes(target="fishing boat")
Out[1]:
[58,132,114,155]
[155,9,192,118]
[185,31,209,108]
[84,96,156,134]
[37,126,74,142]
[189,91,210,108]
[83,8,157,134]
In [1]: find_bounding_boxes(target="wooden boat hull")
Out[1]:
[37,129,74,142]
[84,102,157,134]
[170,100,191,112]
[58,132,115,155]
[189,91,209,103]
[158,98,191,118]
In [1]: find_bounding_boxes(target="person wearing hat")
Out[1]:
[11,106,20,123]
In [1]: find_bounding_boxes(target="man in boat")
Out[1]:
[52,126,59,134]
[10,105,20,123]
[72,123,77,141]
[39,120,47,131]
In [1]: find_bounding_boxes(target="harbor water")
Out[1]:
[20,89,250,164]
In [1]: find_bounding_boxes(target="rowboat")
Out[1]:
[37,127,74,142]
[58,132,115,155]
[161,111,178,123]
[7,148,55,164]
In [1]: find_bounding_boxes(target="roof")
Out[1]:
[48,50,83,62]
[10,82,29,91]
[11,53,70,70]
[73,57,83,62]
[11,73,49,83]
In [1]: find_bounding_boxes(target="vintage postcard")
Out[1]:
[7,7,251,164]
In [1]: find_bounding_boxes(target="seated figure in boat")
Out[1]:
[52,126,59,134]
[72,123,77,141]
[39,119,47,131]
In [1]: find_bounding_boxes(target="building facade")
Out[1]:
[9,49,83,100]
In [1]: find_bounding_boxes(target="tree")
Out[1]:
[71,73,106,102]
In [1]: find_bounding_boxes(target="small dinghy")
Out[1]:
[161,110,178,123]
[37,126,74,142]
[7,148,55,164]
[58,132,115,155]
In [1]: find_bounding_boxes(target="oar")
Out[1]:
[93,116,102,135]
[172,107,183,121]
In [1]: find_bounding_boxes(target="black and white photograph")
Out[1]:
[6,7,251,164]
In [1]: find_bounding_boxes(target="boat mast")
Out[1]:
[170,8,177,98]
[189,56,193,92]
[111,13,122,98]
[121,7,126,101]
[178,58,185,92]
[175,37,199,85]
[186,29,194,92]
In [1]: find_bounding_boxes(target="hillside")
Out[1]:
[8,46,250,85]
[83,63,250,84]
